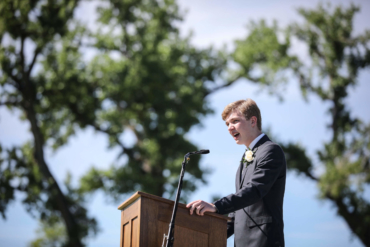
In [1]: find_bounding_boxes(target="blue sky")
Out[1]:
[1,0,370,246]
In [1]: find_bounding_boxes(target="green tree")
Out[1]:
[290,5,370,246]
[233,4,370,246]
[0,0,99,246]
[0,0,237,245]
[77,0,237,202]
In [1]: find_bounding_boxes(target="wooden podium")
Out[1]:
[117,191,229,247]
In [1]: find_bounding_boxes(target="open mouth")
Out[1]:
[233,133,240,139]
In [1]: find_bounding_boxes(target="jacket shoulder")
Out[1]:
[258,141,285,159]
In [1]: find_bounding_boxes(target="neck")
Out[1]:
[245,131,262,147]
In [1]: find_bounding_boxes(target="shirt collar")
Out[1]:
[248,133,265,150]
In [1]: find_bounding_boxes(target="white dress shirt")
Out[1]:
[248,133,265,150]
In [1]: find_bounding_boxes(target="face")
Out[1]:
[225,110,257,147]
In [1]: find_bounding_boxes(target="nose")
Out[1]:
[228,123,234,131]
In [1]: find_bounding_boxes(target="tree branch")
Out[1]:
[2,76,20,89]
[91,123,136,161]
[20,35,25,75]
[304,171,318,181]
[205,75,246,96]
[0,101,20,107]
[297,71,331,100]
[81,42,132,60]
[326,193,370,246]
[26,46,42,79]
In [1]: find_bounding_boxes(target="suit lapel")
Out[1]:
[240,162,248,188]
[236,162,241,189]
[239,135,270,189]
[237,152,245,188]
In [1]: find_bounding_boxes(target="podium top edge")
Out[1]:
[117,191,230,221]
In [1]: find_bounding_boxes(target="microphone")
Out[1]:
[188,149,210,155]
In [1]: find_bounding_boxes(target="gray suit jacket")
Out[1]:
[214,135,286,247]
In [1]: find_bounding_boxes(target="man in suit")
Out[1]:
[186,99,286,247]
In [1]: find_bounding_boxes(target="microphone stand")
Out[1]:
[162,150,209,247]
[162,154,189,247]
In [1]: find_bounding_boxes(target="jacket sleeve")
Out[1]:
[214,144,285,215]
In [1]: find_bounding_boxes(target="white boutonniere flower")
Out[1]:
[243,149,255,167]
[245,150,254,162]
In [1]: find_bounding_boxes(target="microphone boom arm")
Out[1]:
[162,150,209,247]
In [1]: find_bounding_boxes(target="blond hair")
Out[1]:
[221,99,262,130]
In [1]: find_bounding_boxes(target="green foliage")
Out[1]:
[232,20,296,98]
[0,0,98,246]
[290,2,370,201]
[34,23,99,150]
[77,0,228,201]
[29,217,67,247]
[290,3,370,100]
[280,143,316,180]
[0,0,230,245]
[0,144,98,245]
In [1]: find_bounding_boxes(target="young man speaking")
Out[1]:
[186,99,286,247]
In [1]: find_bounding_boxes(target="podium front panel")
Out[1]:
[120,198,141,247]
[118,192,228,247]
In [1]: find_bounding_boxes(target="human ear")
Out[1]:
[250,116,257,126]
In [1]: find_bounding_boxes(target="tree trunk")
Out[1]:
[23,103,83,247]
[331,196,370,247]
